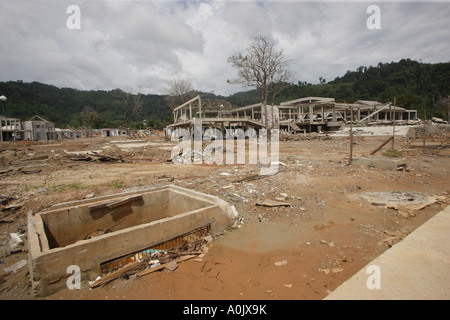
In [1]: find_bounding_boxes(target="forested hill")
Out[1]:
[0,81,172,129]
[0,59,448,129]
[245,59,450,119]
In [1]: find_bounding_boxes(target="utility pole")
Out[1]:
[349,104,354,164]
[447,95,449,122]
[423,110,426,154]
[0,95,6,117]
[392,97,396,150]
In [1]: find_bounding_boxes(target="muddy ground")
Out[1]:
[0,128,449,300]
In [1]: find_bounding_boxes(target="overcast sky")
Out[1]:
[0,0,449,96]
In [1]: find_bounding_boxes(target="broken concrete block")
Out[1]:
[9,233,23,251]
[85,192,95,199]
[257,199,290,207]
[274,259,288,266]
[230,205,239,218]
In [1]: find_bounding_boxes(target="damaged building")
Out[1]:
[166,96,419,136]
[21,115,56,141]
[0,116,23,142]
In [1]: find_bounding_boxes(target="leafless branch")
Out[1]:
[227,36,293,128]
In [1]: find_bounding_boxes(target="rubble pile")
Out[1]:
[89,235,213,289]
[279,133,332,141]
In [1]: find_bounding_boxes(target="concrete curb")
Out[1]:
[324,205,450,300]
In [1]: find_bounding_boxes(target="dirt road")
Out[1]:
[0,129,448,300]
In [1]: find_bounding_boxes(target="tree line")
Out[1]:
[0,81,173,130]
[228,58,449,120]
[277,58,450,120]
[0,58,448,129]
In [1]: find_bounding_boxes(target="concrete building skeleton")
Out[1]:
[0,116,23,142]
[22,115,56,141]
[166,96,418,137]
[1,115,58,142]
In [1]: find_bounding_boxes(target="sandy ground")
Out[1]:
[0,126,449,300]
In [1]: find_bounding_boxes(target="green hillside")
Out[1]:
[0,59,448,129]
[277,59,449,119]
[0,81,172,129]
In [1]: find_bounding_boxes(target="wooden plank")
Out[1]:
[358,103,390,123]
[370,136,394,155]
[90,260,140,288]
[107,195,143,209]
[136,255,197,277]
[256,199,291,207]
[88,201,114,211]
[88,195,143,211]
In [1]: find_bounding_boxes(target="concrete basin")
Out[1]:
[27,185,235,296]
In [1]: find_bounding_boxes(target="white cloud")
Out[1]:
[0,0,449,96]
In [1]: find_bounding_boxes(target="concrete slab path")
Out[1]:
[325,205,450,300]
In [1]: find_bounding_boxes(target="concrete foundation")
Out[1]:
[27,185,236,297]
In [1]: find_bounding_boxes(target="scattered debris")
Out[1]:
[8,248,28,256]
[230,205,239,218]
[233,174,265,183]
[256,199,291,207]
[84,229,112,240]
[274,259,288,266]
[136,254,197,277]
[85,192,95,199]
[89,260,140,288]
[65,150,123,163]
[275,193,288,201]
[89,235,213,289]
[0,127,448,300]
[232,216,245,229]
[319,267,344,275]
[9,233,24,251]
[358,191,447,217]
[377,230,407,247]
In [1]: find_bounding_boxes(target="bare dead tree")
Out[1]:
[227,36,292,130]
[436,95,450,121]
[78,106,100,136]
[111,88,142,129]
[164,78,196,110]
